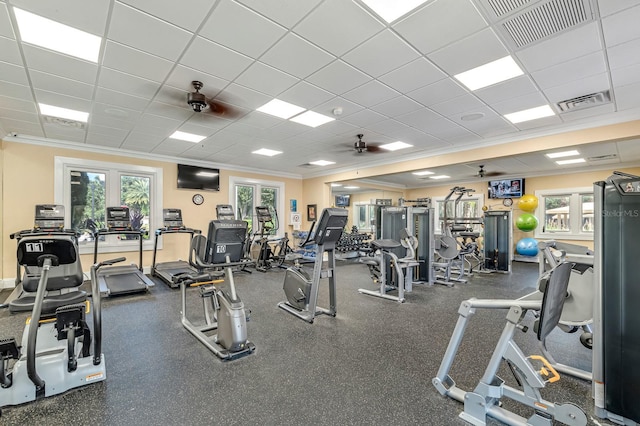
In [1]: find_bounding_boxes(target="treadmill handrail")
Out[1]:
[93,229,145,272]
[151,227,202,272]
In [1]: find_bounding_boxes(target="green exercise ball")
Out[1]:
[516,213,538,232]
[518,194,539,212]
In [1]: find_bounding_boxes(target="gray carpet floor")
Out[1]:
[0,260,600,425]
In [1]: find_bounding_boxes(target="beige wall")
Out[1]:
[1,141,303,283]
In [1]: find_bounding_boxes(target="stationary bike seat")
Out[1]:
[371,239,401,250]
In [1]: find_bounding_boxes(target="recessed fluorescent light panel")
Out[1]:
[290,111,335,128]
[380,141,413,151]
[252,148,282,157]
[546,150,580,159]
[429,175,450,180]
[412,170,434,176]
[169,131,206,143]
[38,103,89,122]
[360,0,430,23]
[309,160,336,166]
[14,8,101,63]
[256,99,305,119]
[454,56,524,91]
[556,158,586,165]
[504,105,555,124]
[344,186,360,189]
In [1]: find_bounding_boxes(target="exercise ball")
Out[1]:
[518,194,539,212]
[516,213,539,232]
[516,238,539,256]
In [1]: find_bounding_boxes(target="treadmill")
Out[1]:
[151,208,201,288]
[93,207,155,297]
[216,204,235,220]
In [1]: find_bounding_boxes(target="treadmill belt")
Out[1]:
[104,274,148,295]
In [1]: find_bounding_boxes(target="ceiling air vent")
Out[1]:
[587,153,617,161]
[501,0,591,47]
[556,90,611,112]
[487,0,533,17]
[43,115,86,129]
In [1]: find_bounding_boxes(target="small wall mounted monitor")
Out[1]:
[177,164,220,191]
[488,178,525,199]
[335,194,351,207]
[205,220,247,264]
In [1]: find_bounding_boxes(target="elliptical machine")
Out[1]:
[278,208,348,323]
[0,235,122,409]
[173,219,255,360]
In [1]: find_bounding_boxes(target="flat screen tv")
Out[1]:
[335,194,350,207]
[177,164,220,191]
[488,178,524,199]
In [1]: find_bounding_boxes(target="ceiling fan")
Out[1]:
[353,134,383,154]
[476,164,506,178]
[184,81,240,119]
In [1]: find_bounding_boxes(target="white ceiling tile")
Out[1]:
[448,107,515,137]
[10,0,109,36]
[235,61,298,96]
[378,58,446,93]
[153,85,192,108]
[88,124,130,139]
[43,124,85,142]
[123,131,167,146]
[180,37,253,81]
[406,78,467,106]
[430,93,486,117]
[146,101,193,121]
[514,114,563,131]
[33,89,92,112]
[370,96,423,117]
[86,131,125,147]
[0,3,15,38]
[152,139,195,155]
[176,122,220,138]
[597,0,640,17]
[394,0,487,55]
[607,37,640,70]
[98,67,160,99]
[367,118,417,139]
[109,2,193,61]
[516,22,602,72]
[396,108,450,133]
[474,75,538,104]
[134,113,182,135]
[340,109,388,127]
[0,80,31,101]
[0,36,21,65]
[279,81,334,109]
[531,52,608,89]
[613,81,640,111]
[612,63,640,88]
[0,117,44,136]
[0,94,36,113]
[165,66,228,97]
[491,91,550,115]
[543,73,610,103]
[261,33,335,79]
[343,30,419,78]
[94,87,150,112]
[91,112,137,130]
[22,45,98,84]
[427,28,508,76]
[0,60,27,85]
[0,106,37,122]
[184,113,230,131]
[312,97,365,120]
[342,80,399,107]
[236,0,321,28]
[200,1,286,58]
[30,70,94,100]
[306,60,370,96]
[222,83,274,110]
[559,103,616,122]
[294,0,383,57]
[602,4,640,47]
[118,0,213,31]
[103,41,173,82]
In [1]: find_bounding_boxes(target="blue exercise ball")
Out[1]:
[516,238,539,256]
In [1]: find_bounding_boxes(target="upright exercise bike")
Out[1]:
[0,235,122,409]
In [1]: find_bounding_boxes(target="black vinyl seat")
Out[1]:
[9,236,86,315]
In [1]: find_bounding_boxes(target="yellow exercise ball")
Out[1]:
[518,194,539,212]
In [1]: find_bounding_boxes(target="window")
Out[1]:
[55,156,163,254]
[534,187,593,240]
[229,176,285,237]
[432,193,485,234]
[353,203,376,232]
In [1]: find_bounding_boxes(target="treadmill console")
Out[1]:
[163,208,185,229]
[216,204,235,220]
[34,204,65,231]
[106,207,132,231]
[255,206,272,223]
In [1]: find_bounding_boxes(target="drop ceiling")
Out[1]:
[1,0,640,181]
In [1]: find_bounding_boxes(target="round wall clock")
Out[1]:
[192,194,204,205]
[503,198,513,207]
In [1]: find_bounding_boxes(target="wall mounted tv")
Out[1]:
[488,178,524,199]
[177,164,220,191]
[335,194,351,207]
